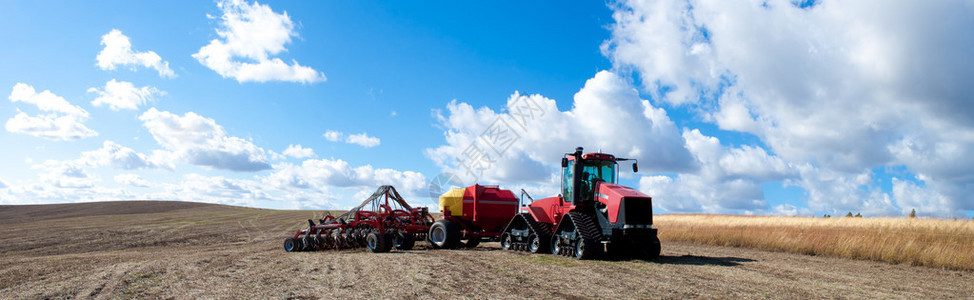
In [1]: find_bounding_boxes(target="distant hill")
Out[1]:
[0,201,232,224]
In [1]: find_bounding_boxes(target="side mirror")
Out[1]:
[632,162,638,173]
[561,157,568,168]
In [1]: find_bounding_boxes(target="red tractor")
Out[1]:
[429,147,660,260]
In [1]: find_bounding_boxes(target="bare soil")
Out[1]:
[1,201,970,299]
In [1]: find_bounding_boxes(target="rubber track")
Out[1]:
[521,213,552,243]
[568,211,603,242]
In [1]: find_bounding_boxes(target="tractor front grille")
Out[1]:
[622,197,653,225]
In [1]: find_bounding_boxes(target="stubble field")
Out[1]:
[1,201,971,299]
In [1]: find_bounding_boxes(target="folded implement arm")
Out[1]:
[283,185,434,253]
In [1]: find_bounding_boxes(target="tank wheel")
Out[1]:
[394,232,416,250]
[528,234,544,253]
[284,237,300,252]
[429,220,461,249]
[463,236,481,248]
[366,231,392,253]
[425,234,441,249]
[500,233,513,251]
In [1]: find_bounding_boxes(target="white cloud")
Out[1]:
[88,79,164,111]
[24,140,160,192]
[0,178,8,189]
[6,83,96,141]
[260,159,427,204]
[605,0,974,216]
[0,183,134,205]
[96,29,175,78]
[772,203,811,217]
[192,0,325,83]
[139,108,271,172]
[282,144,315,158]
[345,133,380,148]
[9,83,88,116]
[148,173,266,207]
[115,174,150,187]
[33,160,97,189]
[0,147,426,209]
[787,165,898,216]
[323,130,381,148]
[323,130,342,142]
[892,177,954,218]
[428,70,694,186]
[79,140,163,170]
[638,129,795,214]
[263,158,427,197]
[142,157,427,208]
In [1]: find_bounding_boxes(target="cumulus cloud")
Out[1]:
[639,129,795,214]
[148,173,267,207]
[428,70,694,185]
[192,0,325,83]
[88,79,164,111]
[140,157,427,208]
[139,108,271,172]
[115,174,150,187]
[6,83,96,141]
[282,144,315,158]
[263,158,427,204]
[345,133,380,148]
[323,130,342,142]
[26,140,161,191]
[96,29,175,78]
[605,0,974,216]
[78,140,164,170]
[33,160,98,189]
[265,158,425,189]
[0,182,135,205]
[323,130,381,148]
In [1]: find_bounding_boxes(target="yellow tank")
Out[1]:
[439,187,466,217]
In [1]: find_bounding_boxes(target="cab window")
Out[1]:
[562,160,574,203]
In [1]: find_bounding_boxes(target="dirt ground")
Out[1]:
[1,201,971,299]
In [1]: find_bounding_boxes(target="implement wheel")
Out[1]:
[394,232,416,250]
[429,220,461,249]
[283,238,300,252]
[367,231,392,253]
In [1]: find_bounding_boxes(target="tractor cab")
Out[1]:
[560,147,636,205]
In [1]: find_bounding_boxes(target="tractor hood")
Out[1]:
[595,183,653,224]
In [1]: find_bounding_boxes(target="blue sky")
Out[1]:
[1,0,972,219]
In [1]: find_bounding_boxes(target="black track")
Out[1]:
[522,213,551,252]
[502,213,553,252]
[565,211,603,259]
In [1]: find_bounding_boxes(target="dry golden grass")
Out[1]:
[656,214,974,271]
